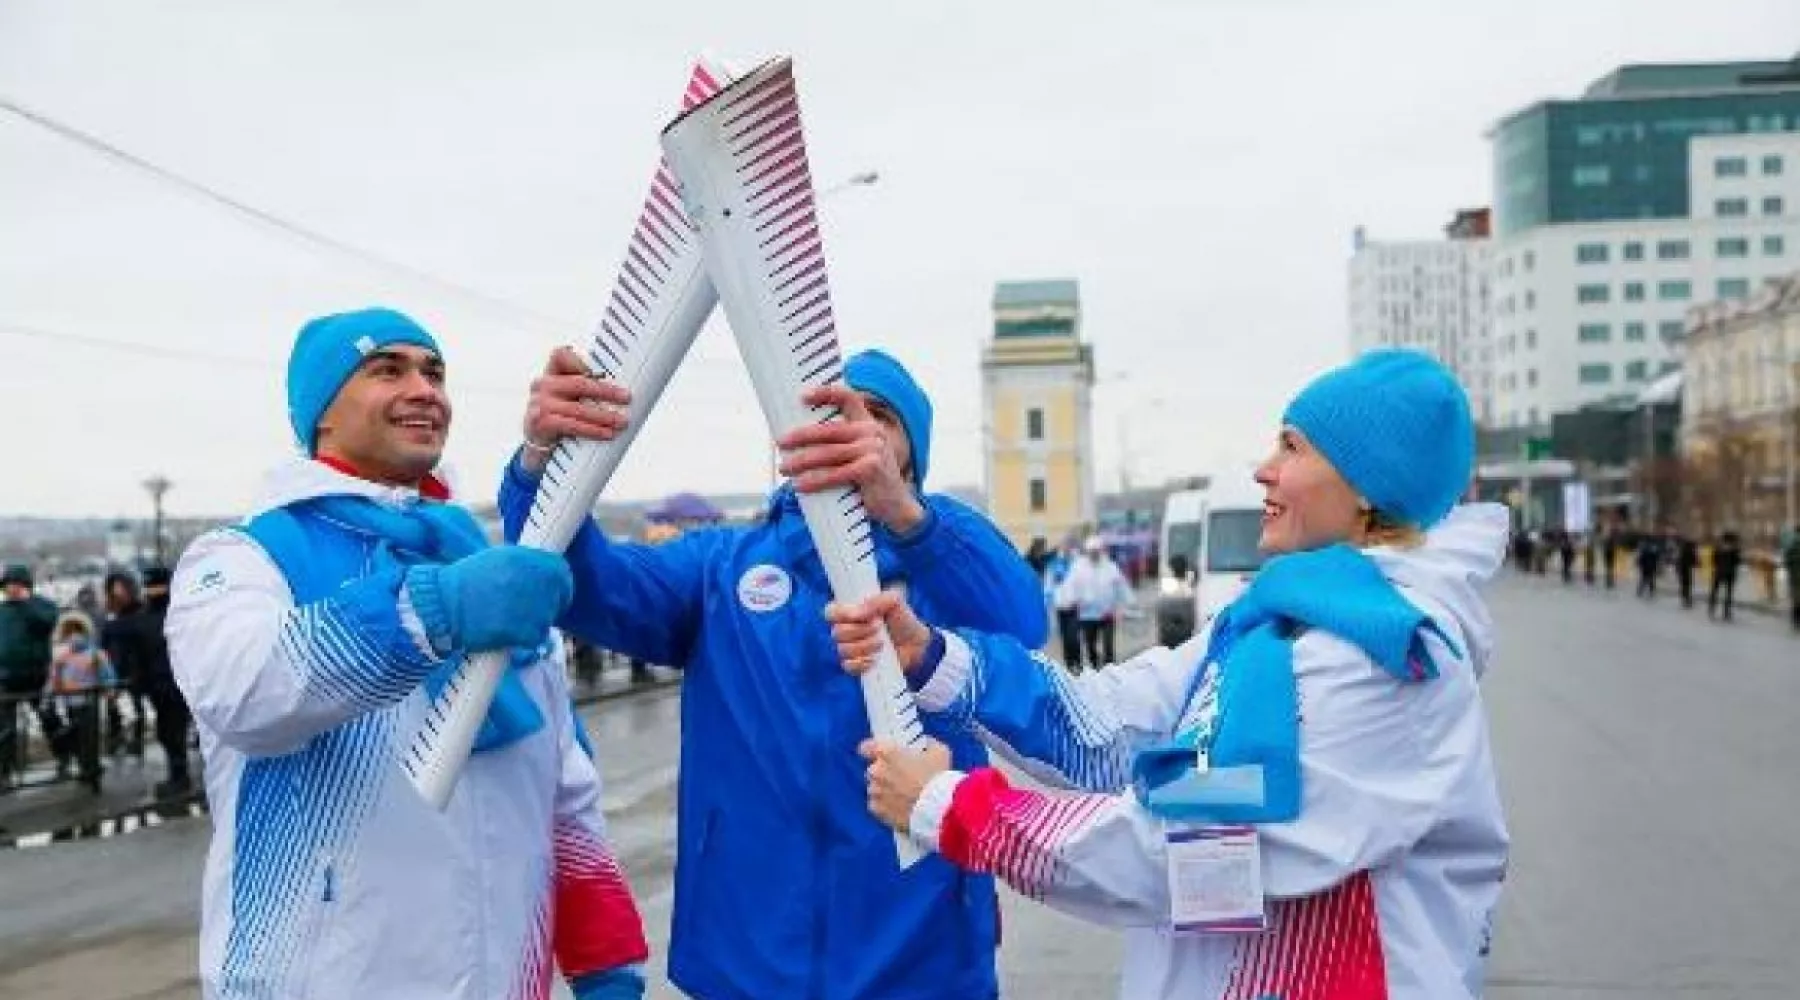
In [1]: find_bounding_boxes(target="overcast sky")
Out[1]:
[2,0,1795,519]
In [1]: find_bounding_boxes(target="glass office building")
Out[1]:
[1493,60,1800,236]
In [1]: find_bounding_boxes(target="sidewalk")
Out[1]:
[0,667,683,847]
[1507,565,1795,627]
[0,750,201,848]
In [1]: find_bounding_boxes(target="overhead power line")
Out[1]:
[0,93,582,335]
[0,319,532,397]
[0,319,267,370]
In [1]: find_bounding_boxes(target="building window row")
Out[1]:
[1715,154,1786,177]
[1576,235,1780,266]
[1579,363,1612,385]
[1715,196,1784,218]
[1499,370,1540,392]
[1575,279,1708,303]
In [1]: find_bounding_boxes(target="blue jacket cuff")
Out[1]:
[878,495,939,550]
[506,450,541,488]
[497,453,543,544]
[907,628,948,692]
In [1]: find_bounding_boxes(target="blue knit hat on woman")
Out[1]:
[1282,349,1474,529]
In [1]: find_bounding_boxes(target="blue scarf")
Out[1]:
[303,494,545,753]
[1132,543,1451,822]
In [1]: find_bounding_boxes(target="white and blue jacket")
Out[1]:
[167,459,647,1000]
[905,505,1512,1000]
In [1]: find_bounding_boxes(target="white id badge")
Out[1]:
[1164,823,1268,934]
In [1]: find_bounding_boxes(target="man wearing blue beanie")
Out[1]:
[164,308,651,999]
[500,344,1048,999]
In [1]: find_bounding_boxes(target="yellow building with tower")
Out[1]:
[982,279,1096,550]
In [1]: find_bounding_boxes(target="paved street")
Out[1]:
[1483,573,1800,999]
[1,578,1796,997]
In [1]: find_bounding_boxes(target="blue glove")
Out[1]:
[405,546,572,656]
[571,966,645,1000]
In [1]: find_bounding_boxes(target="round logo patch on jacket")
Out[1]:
[737,564,792,613]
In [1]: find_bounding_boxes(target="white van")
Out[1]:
[1152,474,1270,645]
[1192,474,1266,630]
[1152,488,1207,645]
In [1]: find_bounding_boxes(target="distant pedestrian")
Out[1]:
[0,563,62,787]
[1709,531,1743,622]
[1047,539,1082,668]
[1511,530,1533,572]
[47,610,114,788]
[1058,536,1133,669]
[74,584,104,625]
[1784,527,1800,631]
[1673,532,1699,609]
[116,568,192,799]
[100,571,146,757]
[1602,529,1620,589]
[1557,530,1576,583]
[1635,530,1666,599]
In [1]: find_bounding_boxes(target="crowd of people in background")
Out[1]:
[1509,520,1800,629]
[0,562,193,796]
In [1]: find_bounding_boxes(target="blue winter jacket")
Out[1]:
[499,459,1048,1000]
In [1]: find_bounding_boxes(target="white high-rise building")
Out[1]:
[1487,58,1800,430]
[1347,210,1495,425]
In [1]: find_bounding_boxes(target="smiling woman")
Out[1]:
[1254,426,1424,555]
[827,349,1507,1000]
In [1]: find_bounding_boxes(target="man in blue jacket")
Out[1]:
[504,346,1048,1000]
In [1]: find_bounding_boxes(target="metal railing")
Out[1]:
[1,646,676,799]
[0,682,122,795]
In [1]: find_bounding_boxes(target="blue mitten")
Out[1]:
[571,966,646,1000]
[405,546,572,656]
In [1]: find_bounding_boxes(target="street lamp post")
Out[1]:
[143,475,171,566]
[1642,398,1657,527]
[1785,356,1797,534]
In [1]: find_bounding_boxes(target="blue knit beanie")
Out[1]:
[286,308,441,454]
[844,350,933,487]
[1282,349,1474,529]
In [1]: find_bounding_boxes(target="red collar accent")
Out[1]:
[315,456,451,500]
